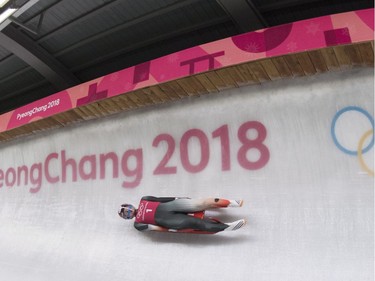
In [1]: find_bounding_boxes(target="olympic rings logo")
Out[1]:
[331,106,374,176]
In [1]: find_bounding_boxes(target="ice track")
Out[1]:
[0,68,373,281]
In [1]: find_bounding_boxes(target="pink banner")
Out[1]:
[0,9,373,133]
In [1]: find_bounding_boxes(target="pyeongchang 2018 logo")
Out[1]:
[0,149,143,193]
[0,120,270,194]
[331,106,374,176]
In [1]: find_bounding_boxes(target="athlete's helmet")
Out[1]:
[118,204,136,219]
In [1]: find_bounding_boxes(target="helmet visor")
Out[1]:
[118,204,135,219]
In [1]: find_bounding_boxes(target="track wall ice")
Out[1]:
[0,68,373,281]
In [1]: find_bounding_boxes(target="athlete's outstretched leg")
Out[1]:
[156,213,246,233]
[202,198,243,208]
[162,198,243,213]
[158,213,227,232]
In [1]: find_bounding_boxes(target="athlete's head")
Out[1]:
[118,204,136,219]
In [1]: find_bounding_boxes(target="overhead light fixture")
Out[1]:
[0,0,40,31]
[0,7,17,24]
[0,0,10,8]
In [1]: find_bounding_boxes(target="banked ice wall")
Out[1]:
[0,67,373,281]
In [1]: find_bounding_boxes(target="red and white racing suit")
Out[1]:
[134,196,232,233]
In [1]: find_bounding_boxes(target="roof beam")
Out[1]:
[259,0,323,12]
[0,25,79,90]
[216,0,267,32]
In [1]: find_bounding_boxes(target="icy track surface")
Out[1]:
[0,68,373,281]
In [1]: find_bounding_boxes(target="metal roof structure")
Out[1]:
[0,0,373,115]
